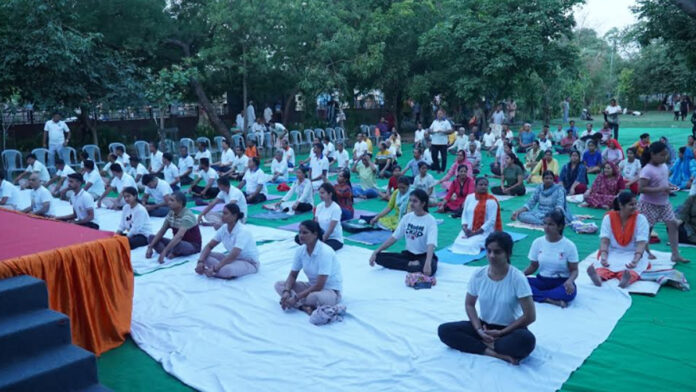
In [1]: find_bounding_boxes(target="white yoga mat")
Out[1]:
[566,194,584,204]
[507,221,545,232]
[579,250,675,296]
[131,241,631,392]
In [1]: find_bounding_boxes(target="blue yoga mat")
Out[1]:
[346,229,393,245]
[249,211,291,220]
[436,231,528,265]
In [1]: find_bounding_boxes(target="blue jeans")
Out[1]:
[48,143,65,168]
[528,275,576,303]
[352,185,378,199]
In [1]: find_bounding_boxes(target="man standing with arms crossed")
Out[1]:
[429,109,454,173]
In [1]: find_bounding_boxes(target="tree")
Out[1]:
[145,65,198,148]
[634,0,696,66]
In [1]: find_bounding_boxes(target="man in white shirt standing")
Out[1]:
[56,173,99,229]
[14,153,51,188]
[604,98,622,140]
[490,104,505,138]
[263,104,273,124]
[246,101,256,130]
[43,112,70,168]
[148,141,164,175]
[428,109,454,173]
[21,174,55,217]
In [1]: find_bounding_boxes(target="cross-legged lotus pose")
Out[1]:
[587,191,651,288]
[146,192,202,264]
[450,177,502,255]
[116,187,152,250]
[369,176,412,231]
[272,166,314,214]
[581,162,625,209]
[196,203,259,279]
[523,210,579,307]
[275,220,343,315]
[438,232,536,365]
[369,189,438,276]
[511,170,573,225]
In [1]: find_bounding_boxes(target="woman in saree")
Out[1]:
[528,150,559,184]
[581,162,625,210]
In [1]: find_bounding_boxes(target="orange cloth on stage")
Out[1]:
[0,209,133,356]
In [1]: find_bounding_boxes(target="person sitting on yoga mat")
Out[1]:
[369,176,412,231]
[198,177,248,228]
[587,191,651,288]
[437,164,474,217]
[558,150,588,196]
[146,191,202,264]
[450,177,502,255]
[97,163,137,210]
[161,153,181,191]
[273,166,313,214]
[142,174,173,217]
[580,162,625,210]
[334,169,354,221]
[81,159,105,200]
[270,149,289,183]
[238,156,268,204]
[369,189,438,276]
[224,146,248,181]
[528,150,559,184]
[491,152,526,197]
[351,153,380,199]
[196,203,259,279]
[46,159,74,200]
[116,187,153,249]
[276,220,343,315]
[0,172,20,210]
[188,158,219,200]
[21,173,55,217]
[522,210,579,307]
[412,161,437,206]
[313,183,344,251]
[678,193,696,245]
[511,170,573,226]
[55,173,100,229]
[438,231,536,365]
[435,150,473,190]
[619,147,642,194]
[128,156,149,191]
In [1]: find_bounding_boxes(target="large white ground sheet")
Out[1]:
[130,241,632,392]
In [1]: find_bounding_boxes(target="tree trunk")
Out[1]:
[78,106,99,146]
[283,89,298,125]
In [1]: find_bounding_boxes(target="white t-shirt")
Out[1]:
[392,212,438,255]
[129,163,149,183]
[213,223,259,263]
[242,169,268,196]
[233,155,249,174]
[323,142,336,160]
[177,156,195,179]
[283,147,296,166]
[220,148,235,165]
[0,179,20,207]
[194,150,212,164]
[56,165,75,190]
[115,152,130,170]
[251,122,266,134]
[150,150,164,172]
[109,173,137,193]
[527,236,579,278]
[292,241,343,291]
[199,167,219,185]
[26,161,50,183]
[423,149,433,166]
[271,158,288,180]
[468,266,532,326]
[335,149,350,169]
[482,132,496,148]
[353,141,368,157]
[281,178,313,205]
[600,213,649,251]
[429,119,453,145]
[118,202,152,237]
[162,163,180,185]
[70,189,98,224]
[414,129,426,143]
[412,173,436,193]
[83,169,105,195]
[315,202,343,242]
[44,120,69,145]
[264,107,273,123]
[31,186,55,216]
[619,159,641,181]
[605,105,622,124]
[145,178,173,204]
[309,154,329,181]
[217,186,248,218]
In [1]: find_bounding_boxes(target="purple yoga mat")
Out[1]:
[191,204,223,213]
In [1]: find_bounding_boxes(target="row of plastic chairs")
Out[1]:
[288,127,346,153]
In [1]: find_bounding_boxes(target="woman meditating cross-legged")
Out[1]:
[511,170,573,225]
[438,232,536,365]
[195,203,259,279]
[369,176,412,231]
[587,191,650,288]
[528,150,559,184]
[312,183,344,251]
[436,164,474,217]
[272,166,314,214]
[559,150,588,196]
[116,186,152,250]
[581,162,625,209]
[369,189,438,276]
[451,177,502,255]
[275,220,343,315]
[491,152,526,197]
[522,210,579,308]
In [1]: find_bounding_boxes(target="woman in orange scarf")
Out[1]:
[450,177,502,254]
[587,191,650,288]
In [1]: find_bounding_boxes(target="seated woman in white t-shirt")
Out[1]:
[275,220,343,315]
[438,232,536,365]
[272,166,313,214]
[270,149,289,183]
[196,203,260,279]
[294,183,343,251]
[522,210,579,308]
[116,187,153,249]
[197,177,248,228]
[369,189,438,276]
[450,177,502,255]
[587,191,650,288]
[239,157,268,204]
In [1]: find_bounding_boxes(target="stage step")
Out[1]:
[0,275,48,316]
[0,309,72,365]
[0,276,111,392]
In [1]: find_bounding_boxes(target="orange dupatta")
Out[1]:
[608,210,637,246]
[472,193,502,232]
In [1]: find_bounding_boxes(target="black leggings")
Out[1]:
[284,202,312,213]
[76,221,100,230]
[610,123,619,140]
[128,234,149,250]
[438,321,536,360]
[294,236,344,251]
[491,185,526,196]
[431,144,448,172]
[375,250,438,275]
[191,185,219,199]
[245,192,267,204]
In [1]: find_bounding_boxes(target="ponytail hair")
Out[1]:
[613,190,635,211]
[299,220,324,242]
[224,202,245,222]
[319,182,338,203]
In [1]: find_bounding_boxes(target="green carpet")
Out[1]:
[97,117,696,391]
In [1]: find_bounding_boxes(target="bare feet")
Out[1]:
[544,298,568,308]
[618,272,632,288]
[671,255,690,263]
[647,250,656,260]
[579,202,589,208]
[587,265,602,287]
[300,305,314,315]
[484,348,520,365]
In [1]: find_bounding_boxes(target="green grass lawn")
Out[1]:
[97,113,696,391]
